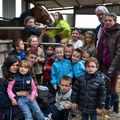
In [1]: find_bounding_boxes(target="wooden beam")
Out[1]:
[52,0,64,7]
[75,0,80,6]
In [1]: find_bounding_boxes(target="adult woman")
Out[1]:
[0,55,19,120]
[96,13,120,116]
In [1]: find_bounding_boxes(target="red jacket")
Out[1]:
[43,55,55,82]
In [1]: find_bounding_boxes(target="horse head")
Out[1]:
[33,2,55,26]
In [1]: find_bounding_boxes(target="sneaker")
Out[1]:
[109,112,120,118]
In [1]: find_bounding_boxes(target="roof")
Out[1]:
[25,0,120,9]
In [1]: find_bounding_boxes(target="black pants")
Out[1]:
[0,107,12,120]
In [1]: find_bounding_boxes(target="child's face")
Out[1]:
[65,47,73,59]
[9,62,19,73]
[86,62,98,74]
[71,30,80,41]
[72,51,81,63]
[85,34,92,44]
[55,47,64,60]
[26,54,37,65]
[17,40,25,51]
[60,39,68,47]
[53,12,59,21]
[59,79,72,94]
[82,52,90,61]
[26,19,35,27]
[47,47,54,56]
[19,66,29,75]
[30,37,39,48]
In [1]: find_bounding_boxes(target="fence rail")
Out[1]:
[0,26,95,31]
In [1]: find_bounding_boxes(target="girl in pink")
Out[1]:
[7,60,45,120]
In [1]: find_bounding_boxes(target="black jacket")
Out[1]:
[71,71,106,113]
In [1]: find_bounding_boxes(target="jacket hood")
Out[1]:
[105,23,120,33]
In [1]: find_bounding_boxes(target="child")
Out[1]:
[71,49,86,80]
[64,44,74,60]
[82,50,91,61]
[26,50,37,81]
[49,75,72,120]
[51,45,73,90]
[46,12,71,42]
[83,31,96,56]
[71,57,106,120]
[24,16,41,38]
[43,45,55,92]
[9,38,26,60]
[70,28,84,49]
[27,35,45,85]
[7,60,45,120]
[60,38,69,47]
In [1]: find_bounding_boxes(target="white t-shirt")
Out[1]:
[73,39,84,49]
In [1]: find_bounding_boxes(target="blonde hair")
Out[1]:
[27,35,40,48]
[19,60,32,74]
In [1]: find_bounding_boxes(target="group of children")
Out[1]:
[0,15,118,120]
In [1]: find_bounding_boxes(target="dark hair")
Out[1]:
[85,57,99,68]
[71,28,81,34]
[55,12,63,20]
[60,75,72,85]
[26,50,37,57]
[2,55,19,80]
[46,45,55,51]
[24,16,36,25]
[106,12,117,22]
[12,38,23,49]
[73,48,83,58]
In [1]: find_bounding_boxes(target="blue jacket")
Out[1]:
[51,59,73,87]
[9,50,26,60]
[72,60,86,78]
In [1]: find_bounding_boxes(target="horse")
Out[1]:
[0,3,54,41]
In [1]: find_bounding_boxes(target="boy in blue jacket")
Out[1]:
[51,45,73,90]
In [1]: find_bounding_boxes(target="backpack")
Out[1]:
[0,78,11,109]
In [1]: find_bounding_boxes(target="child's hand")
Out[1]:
[96,108,103,114]
[54,85,57,90]
[37,57,42,62]
[29,96,35,102]
[71,103,78,110]
[64,103,72,109]
[12,98,17,106]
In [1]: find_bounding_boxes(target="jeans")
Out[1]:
[81,112,98,120]
[105,91,112,110]
[47,104,69,120]
[17,96,45,120]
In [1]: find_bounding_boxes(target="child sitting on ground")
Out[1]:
[48,75,73,120]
